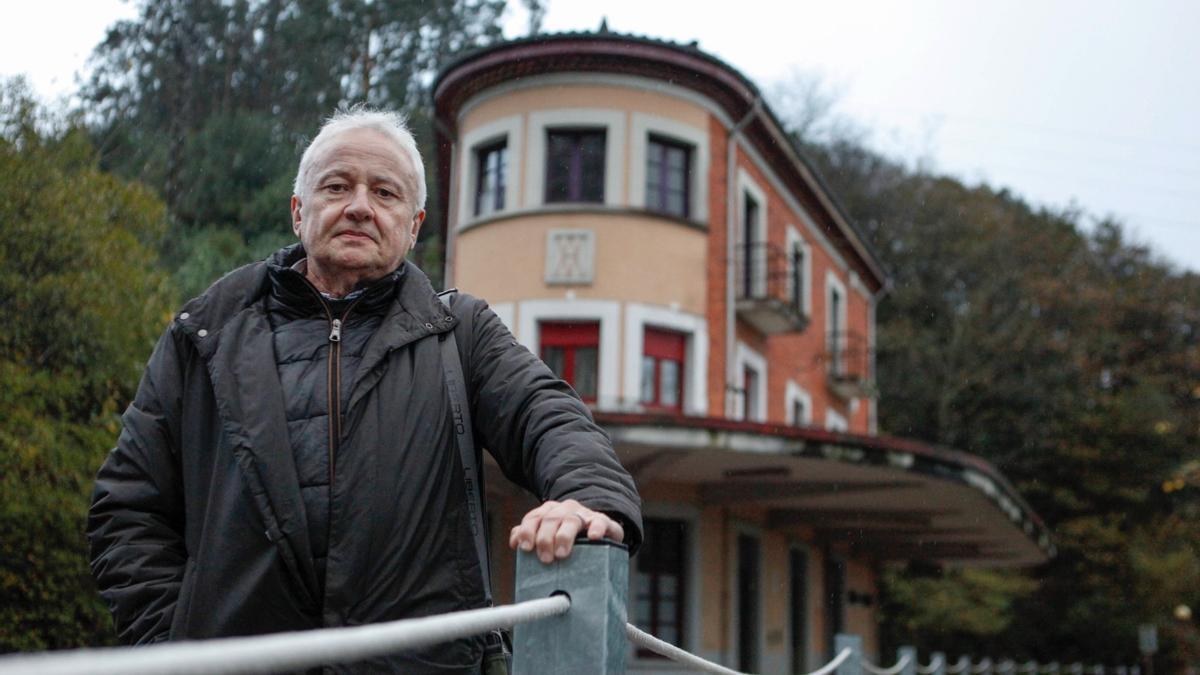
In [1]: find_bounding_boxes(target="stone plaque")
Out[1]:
[545,229,595,285]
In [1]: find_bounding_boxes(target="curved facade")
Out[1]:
[435,32,1050,673]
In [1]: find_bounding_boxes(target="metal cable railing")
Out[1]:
[0,596,569,675]
[864,653,913,675]
[627,623,853,675]
[918,654,946,675]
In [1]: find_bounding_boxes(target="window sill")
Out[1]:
[456,205,709,235]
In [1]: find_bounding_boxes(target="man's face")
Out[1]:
[291,127,425,291]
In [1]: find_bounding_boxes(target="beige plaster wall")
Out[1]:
[453,213,708,315]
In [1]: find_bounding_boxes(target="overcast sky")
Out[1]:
[3,0,1197,273]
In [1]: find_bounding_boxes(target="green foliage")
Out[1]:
[84,0,509,295]
[880,567,1036,656]
[0,80,173,650]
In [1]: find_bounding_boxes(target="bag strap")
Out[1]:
[437,289,494,607]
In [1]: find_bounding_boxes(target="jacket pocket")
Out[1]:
[168,558,198,640]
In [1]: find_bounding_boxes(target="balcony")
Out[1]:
[826,331,874,399]
[734,242,810,334]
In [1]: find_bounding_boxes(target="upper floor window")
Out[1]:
[640,327,687,413]
[741,193,762,298]
[646,136,691,218]
[792,399,806,427]
[545,129,605,203]
[540,321,599,402]
[790,242,805,311]
[743,365,760,421]
[633,518,688,657]
[474,141,506,217]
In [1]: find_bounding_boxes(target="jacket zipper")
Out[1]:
[325,298,363,487]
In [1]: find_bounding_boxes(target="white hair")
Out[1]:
[293,107,427,210]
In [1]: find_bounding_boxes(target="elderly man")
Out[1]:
[87,108,642,673]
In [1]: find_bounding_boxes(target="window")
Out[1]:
[742,193,761,298]
[825,408,848,432]
[640,327,687,412]
[790,242,805,311]
[829,286,843,373]
[743,366,759,421]
[792,399,806,427]
[633,518,688,657]
[474,141,506,216]
[646,136,691,218]
[545,129,605,203]
[737,534,762,672]
[539,322,599,402]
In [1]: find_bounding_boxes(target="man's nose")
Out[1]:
[344,185,373,221]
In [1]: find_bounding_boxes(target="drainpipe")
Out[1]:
[725,98,762,418]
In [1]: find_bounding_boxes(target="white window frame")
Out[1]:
[629,113,710,222]
[825,407,848,432]
[734,342,768,422]
[623,303,708,415]
[785,225,813,318]
[517,299,621,410]
[785,380,813,426]
[737,169,769,298]
[526,108,626,208]
[825,271,849,374]
[456,115,522,229]
[629,503,702,668]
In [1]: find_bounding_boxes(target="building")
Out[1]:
[433,31,1053,674]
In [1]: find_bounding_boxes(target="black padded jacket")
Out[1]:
[87,244,642,673]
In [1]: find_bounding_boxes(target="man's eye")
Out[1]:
[325,183,348,193]
[375,187,397,199]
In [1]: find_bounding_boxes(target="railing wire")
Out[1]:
[864,653,913,675]
[0,596,570,675]
[625,623,851,675]
[918,655,946,675]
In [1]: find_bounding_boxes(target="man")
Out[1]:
[87,108,642,672]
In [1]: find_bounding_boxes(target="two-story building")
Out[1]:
[433,31,1052,674]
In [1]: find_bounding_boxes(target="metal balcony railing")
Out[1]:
[734,242,809,334]
[826,330,873,398]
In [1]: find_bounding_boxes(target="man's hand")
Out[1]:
[508,499,625,564]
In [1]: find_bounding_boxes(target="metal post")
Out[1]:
[899,646,918,675]
[512,540,629,675]
[835,634,863,675]
[931,651,948,675]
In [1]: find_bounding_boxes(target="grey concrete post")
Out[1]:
[899,646,918,675]
[930,651,948,675]
[835,634,863,675]
[512,540,629,675]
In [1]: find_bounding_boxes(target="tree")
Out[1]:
[83,0,509,296]
[0,80,173,650]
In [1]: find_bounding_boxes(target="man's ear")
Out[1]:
[410,209,426,241]
[290,195,303,237]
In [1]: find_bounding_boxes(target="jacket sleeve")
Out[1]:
[87,326,188,644]
[456,295,643,552]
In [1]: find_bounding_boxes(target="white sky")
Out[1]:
[3,0,1197,273]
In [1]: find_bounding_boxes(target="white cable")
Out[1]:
[625,624,852,675]
[973,659,995,674]
[918,655,946,675]
[864,654,913,675]
[947,656,973,674]
[0,596,570,675]
[625,624,748,675]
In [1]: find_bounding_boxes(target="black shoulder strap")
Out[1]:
[437,289,494,606]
